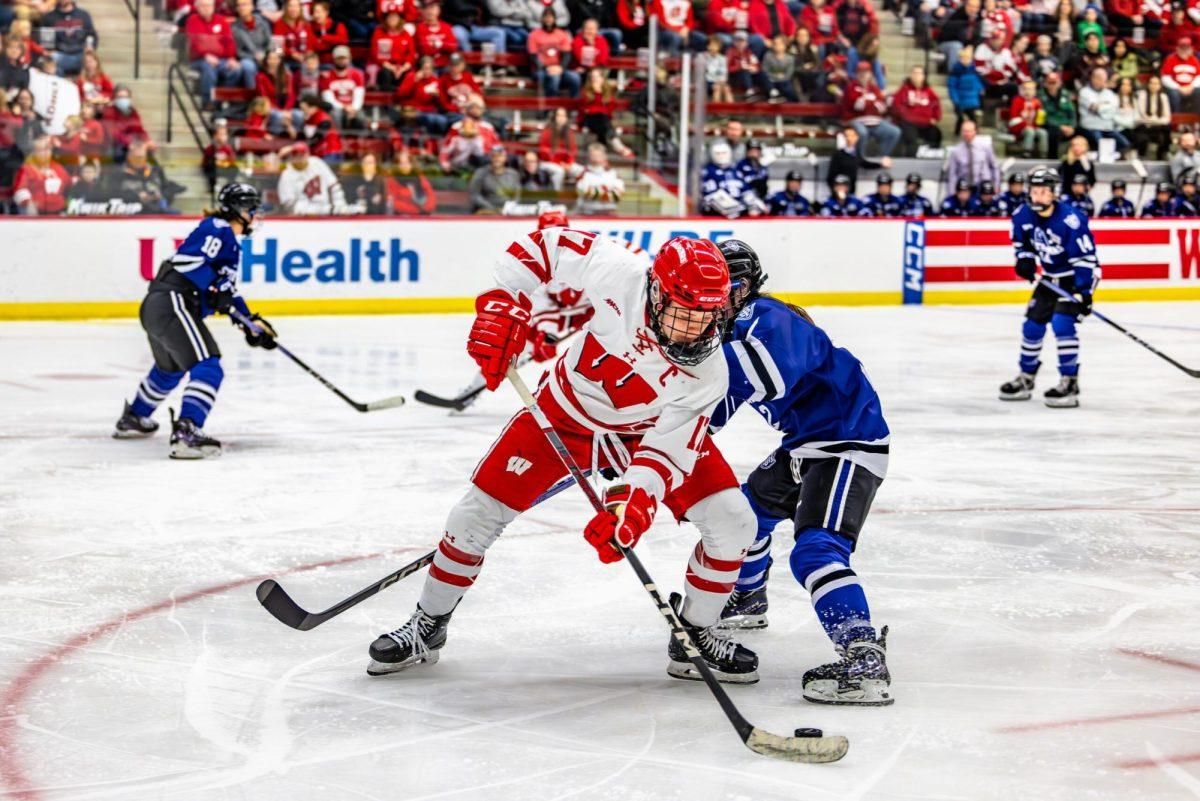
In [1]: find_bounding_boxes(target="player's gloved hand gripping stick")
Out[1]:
[227,308,408,411]
[1037,278,1200,378]
[504,365,850,765]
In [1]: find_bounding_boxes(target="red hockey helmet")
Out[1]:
[647,237,730,366]
[537,209,570,230]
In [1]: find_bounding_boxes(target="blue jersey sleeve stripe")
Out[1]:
[746,335,786,399]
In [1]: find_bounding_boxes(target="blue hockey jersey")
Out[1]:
[766,189,812,216]
[859,192,904,217]
[1011,199,1100,288]
[1098,197,1135,218]
[1141,198,1173,218]
[1169,194,1200,217]
[712,296,890,474]
[167,216,250,318]
[701,163,754,215]
[1058,191,1095,217]
[734,157,769,197]
[996,190,1027,216]
[820,196,865,217]
[897,192,934,217]
[939,195,981,216]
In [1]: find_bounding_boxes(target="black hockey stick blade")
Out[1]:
[414,387,483,411]
[256,551,436,631]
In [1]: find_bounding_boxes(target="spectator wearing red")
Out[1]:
[891,65,942,155]
[835,0,878,52]
[438,52,481,115]
[369,9,416,91]
[707,0,771,57]
[727,30,763,99]
[572,18,611,74]
[1159,5,1200,52]
[391,147,437,215]
[1162,35,1200,111]
[76,51,113,108]
[537,104,583,187]
[320,45,366,127]
[1008,78,1048,156]
[439,115,494,172]
[242,96,274,144]
[76,101,108,162]
[761,0,797,40]
[299,93,345,164]
[1106,0,1164,39]
[7,20,46,70]
[310,0,349,64]
[579,67,631,155]
[185,0,256,108]
[842,61,900,156]
[616,0,650,50]
[52,114,88,171]
[13,134,70,215]
[974,27,1026,107]
[649,0,700,53]
[800,0,838,48]
[441,94,499,161]
[256,49,303,135]
[398,55,450,132]
[201,121,237,193]
[528,6,578,97]
[377,0,420,25]
[414,1,459,68]
[273,0,313,65]
[981,0,1014,48]
[99,85,151,162]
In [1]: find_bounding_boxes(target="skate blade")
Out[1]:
[718,614,769,630]
[113,428,156,439]
[169,444,222,460]
[998,392,1032,401]
[803,678,894,706]
[668,659,759,685]
[366,649,440,676]
[1044,397,1080,408]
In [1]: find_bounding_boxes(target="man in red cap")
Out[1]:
[1162,35,1200,112]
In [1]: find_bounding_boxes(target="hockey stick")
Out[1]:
[256,474,581,631]
[414,332,576,411]
[228,309,407,412]
[1037,279,1200,378]
[505,365,850,765]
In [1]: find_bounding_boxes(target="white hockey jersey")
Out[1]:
[493,227,728,501]
[276,156,350,216]
[528,239,649,340]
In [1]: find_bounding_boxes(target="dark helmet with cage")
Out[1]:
[647,237,731,366]
[905,172,922,191]
[216,182,261,234]
[537,209,570,230]
[1027,166,1060,212]
[717,239,767,317]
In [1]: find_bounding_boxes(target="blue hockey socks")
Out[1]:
[179,357,224,427]
[129,366,184,418]
[1051,313,1079,377]
[1019,318,1045,374]
[790,526,875,648]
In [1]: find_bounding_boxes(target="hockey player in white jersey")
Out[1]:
[369,231,761,683]
[276,143,351,216]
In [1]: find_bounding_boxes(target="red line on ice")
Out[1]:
[0,547,420,800]
[1115,751,1200,770]
[997,705,1200,733]
[1119,648,1200,674]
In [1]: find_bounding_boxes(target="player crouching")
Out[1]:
[368,232,760,684]
[113,184,278,457]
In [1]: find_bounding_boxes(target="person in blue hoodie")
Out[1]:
[946,45,984,134]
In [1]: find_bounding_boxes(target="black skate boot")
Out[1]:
[367,605,452,676]
[667,592,759,684]
[113,401,159,439]
[719,586,769,629]
[1043,376,1079,408]
[998,372,1036,401]
[802,626,893,706]
[168,409,221,459]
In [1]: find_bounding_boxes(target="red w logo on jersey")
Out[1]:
[303,176,322,199]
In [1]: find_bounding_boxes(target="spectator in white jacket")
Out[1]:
[487,0,570,51]
[574,142,624,215]
[1077,66,1134,156]
[277,143,351,215]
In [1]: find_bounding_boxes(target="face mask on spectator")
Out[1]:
[114,97,132,113]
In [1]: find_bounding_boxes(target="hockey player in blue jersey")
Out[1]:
[734,139,769,201]
[999,166,1099,408]
[1141,182,1174,217]
[767,170,812,216]
[701,141,767,218]
[996,173,1028,216]
[898,173,934,217]
[1058,173,1095,217]
[819,174,865,217]
[975,180,1001,216]
[1098,179,1135,217]
[859,172,904,217]
[713,239,893,707]
[939,178,981,216]
[113,183,277,458]
[1169,171,1200,217]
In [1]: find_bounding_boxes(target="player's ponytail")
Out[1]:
[761,293,814,324]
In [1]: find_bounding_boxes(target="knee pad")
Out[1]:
[1022,318,1047,340]
[686,487,758,559]
[189,356,224,390]
[445,485,520,556]
[1051,313,1077,338]
[789,526,853,586]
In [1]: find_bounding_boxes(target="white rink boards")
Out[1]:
[1,305,1199,801]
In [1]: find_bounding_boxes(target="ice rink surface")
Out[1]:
[2,303,1199,801]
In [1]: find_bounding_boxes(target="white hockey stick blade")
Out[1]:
[364,394,407,411]
[745,728,849,763]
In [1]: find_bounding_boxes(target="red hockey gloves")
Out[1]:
[467,289,532,390]
[583,484,658,564]
[529,330,557,363]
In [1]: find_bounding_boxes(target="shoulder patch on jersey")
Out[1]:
[736,301,755,321]
[212,218,231,229]
[1064,213,1080,229]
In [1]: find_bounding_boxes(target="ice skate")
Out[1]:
[998,372,1036,401]
[168,409,221,459]
[667,593,759,684]
[719,586,769,629]
[367,605,451,676]
[802,626,893,706]
[1043,376,1079,408]
[113,402,159,439]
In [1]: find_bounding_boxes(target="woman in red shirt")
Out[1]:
[298,93,344,163]
[76,52,114,108]
[397,55,449,133]
[273,0,313,66]
[390,147,437,215]
[369,9,416,91]
[649,0,701,53]
[616,0,650,50]
[309,0,349,64]
[256,49,303,134]
[537,105,583,186]
[13,135,70,215]
[578,68,631,155]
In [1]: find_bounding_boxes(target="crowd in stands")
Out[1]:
[1,0,186,214]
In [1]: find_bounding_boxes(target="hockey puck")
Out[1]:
[793,728,824,738]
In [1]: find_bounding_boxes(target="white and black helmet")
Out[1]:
[1027,166,1059,211]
